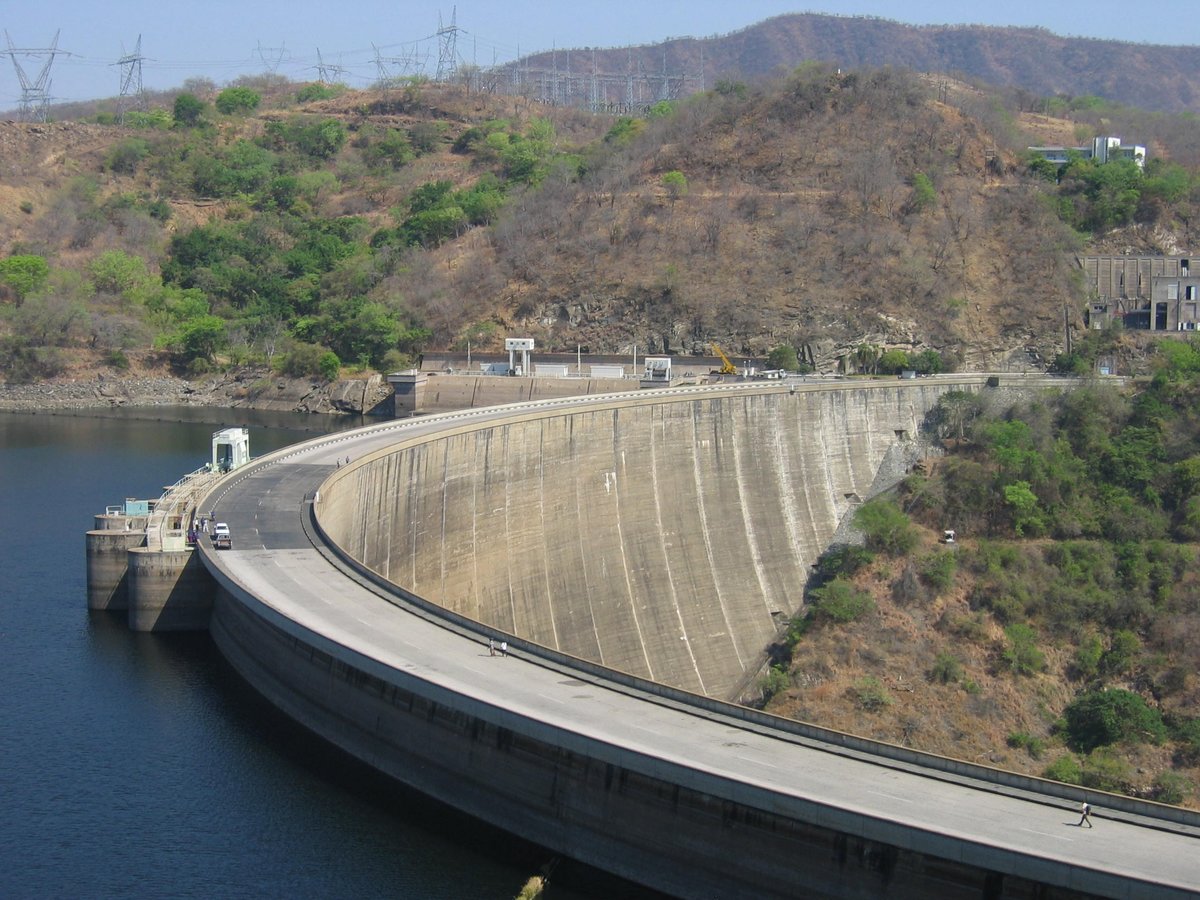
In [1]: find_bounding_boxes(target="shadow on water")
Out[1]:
[84,607,667,900]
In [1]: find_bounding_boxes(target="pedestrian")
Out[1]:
[1078,801,1093,828]
[500,640,507,657]
[488,638,495,656]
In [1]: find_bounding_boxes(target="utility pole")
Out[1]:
[3,30,65,122]
[114,35,146,124]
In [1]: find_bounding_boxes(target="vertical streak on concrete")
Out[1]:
[537,418,562,652]
[649,402,706,695]
[611,411,655,681]
[730,396,776,621]
[687,399,744,674]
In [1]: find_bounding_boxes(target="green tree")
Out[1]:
[661,170,688,205]
[89,250,151,298]
[1003,480,1045,536]
[878,349,911,374]
[907,171,936,214]
[766,345,799,371]
[174,314,226,362]
[855,497,917,555]
[215,87,261,115]
[172,93,205,127]
[1063,688,1167,752]
[0,255,50,303]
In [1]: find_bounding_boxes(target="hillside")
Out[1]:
[1,68,1158,385]
[520,13,1200,115]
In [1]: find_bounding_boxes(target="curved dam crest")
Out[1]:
[319,383,962,699]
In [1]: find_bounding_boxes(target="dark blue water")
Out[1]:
[0,408,631,900]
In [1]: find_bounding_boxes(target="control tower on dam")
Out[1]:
[319,380,977,699]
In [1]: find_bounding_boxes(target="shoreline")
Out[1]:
[0,369,393,417]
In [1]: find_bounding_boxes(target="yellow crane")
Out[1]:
[710,343,737,375]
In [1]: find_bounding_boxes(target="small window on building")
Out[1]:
[1187,286,1197,301]
[1168,283,1179,301]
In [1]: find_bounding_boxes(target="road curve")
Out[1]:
[197,382,1200,899]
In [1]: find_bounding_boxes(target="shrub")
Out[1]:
[1006,731,1046,759]
[1042,754,1082,784]
[855,497,917,555]
[808,578,874,624]
[929,652,963,685]
[215,87,261,115]
[759,665,791,701]
[1063,689,1167,752]
[1080,747,1134,792]
[1001,622,1046,676]
[812,544,874,582]
[1154,771,1192,805]
[919,550,956,591]
[851,676,891,711]
[318,351,341,382]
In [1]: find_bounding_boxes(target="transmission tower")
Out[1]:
[372,43,422,90]
[254,41,288,76]
[314,48,348,85]
[3,30,64,122]
[435,7,459,82]
[114,35,147,124]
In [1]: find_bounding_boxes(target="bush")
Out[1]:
[1001,622,1046,676]
[851,676,891,711]
[759,665,791,702]
[929,651,963,684]
[1006,731,1046,759]
[919,550,956,591]
[808,578,874,624]
[1080,747,1134,792]
[1154,771,1192,805]
[215,87,261,115]
[1063,689,1167,752]
[855,497,917,555]
[812,544,874,582]
[1042,755,1082,784]
[318,351,341,382]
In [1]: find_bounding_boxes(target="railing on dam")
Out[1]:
[145,465,225,552]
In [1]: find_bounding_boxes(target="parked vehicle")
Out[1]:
[212,522,232,550]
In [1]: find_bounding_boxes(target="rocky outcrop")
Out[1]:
[0,369,393,416]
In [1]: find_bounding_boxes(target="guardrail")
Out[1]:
[145,464,226,552]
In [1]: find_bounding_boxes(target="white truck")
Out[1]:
[212,522,232,550]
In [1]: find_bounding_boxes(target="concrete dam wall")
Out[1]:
[319,382,971,700]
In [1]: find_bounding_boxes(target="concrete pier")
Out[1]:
[85,528,146,610]
[127,546,215,632]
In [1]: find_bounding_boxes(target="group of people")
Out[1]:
[488,638,508,657]
[185,512,218,546]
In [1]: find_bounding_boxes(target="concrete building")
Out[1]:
[1081,255,1200,331]
[1029,135,1147,169]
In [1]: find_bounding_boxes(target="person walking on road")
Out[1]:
[500,640,507,657]
[488,638,495,656]
[1078,802,1093,827]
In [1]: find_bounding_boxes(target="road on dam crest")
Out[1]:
[196,380,1200,899]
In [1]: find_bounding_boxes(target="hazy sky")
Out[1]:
[4,1,1199,106]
